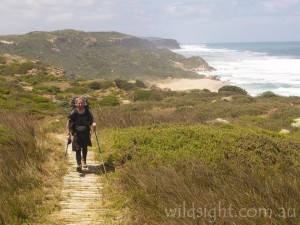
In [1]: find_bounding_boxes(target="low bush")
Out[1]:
[259,91,278,98]
[98,95,120,106]
[0,61,36,76]
[135,79,147,88]
[133,89,151,101]
[88,80,114,90]
[88,81,102,90]
[115,79,135,91]
[218,85,248,95]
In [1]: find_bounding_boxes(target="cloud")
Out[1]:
[0,0,300,41]
[233,0,300,13]
[24,0,95,8]
[46,12,75,22]
[0,0,122,28]
[260,0,299,11]
[164,2,214,18]
[162,1,261,20]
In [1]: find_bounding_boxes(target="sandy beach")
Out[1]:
[152,78,230,92]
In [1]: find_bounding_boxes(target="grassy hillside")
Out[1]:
[0,53,155,116]
[0,29,212,80]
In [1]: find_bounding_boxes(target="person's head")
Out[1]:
[75,97,85,110]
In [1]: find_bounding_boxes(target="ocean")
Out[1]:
[173,42,300,96]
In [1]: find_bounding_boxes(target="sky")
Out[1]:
[0,0,300,43]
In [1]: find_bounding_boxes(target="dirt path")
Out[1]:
[50,135,108,224]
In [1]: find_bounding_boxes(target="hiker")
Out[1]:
[66,96,97,172]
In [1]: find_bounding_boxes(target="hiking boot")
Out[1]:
[82,161,88,168]
[76,164,82,172]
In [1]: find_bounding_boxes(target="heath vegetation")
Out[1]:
[0,51,299,224]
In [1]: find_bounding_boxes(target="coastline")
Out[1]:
[175,43,300,97]
[151,78,231,92]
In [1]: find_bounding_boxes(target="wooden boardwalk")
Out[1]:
[50,136,107,225]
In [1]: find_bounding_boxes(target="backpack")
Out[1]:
[69,97,93,135]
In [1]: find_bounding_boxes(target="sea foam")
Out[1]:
[174,43,300,96]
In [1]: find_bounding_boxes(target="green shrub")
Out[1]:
[0,62,36,75]
[135,80,147,88]
[134,89,151,101]
[115,79,135,91]
[202,88,211,93]
[88,81,102,90]
[259,91,278,98]
[218,85,248,95]
[99,95,120,106]
[19,62,35,74]
[149,90,163,101]
[88,80,114,90]
[236,95,256,103]
[133,89,165,102]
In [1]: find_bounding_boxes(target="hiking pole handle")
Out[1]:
[94,130,108,178]
[65,135,71,157]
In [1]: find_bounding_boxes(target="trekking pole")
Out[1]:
[65,135,71,157]
[94,130,108,178]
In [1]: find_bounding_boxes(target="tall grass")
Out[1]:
[93,106,200,128]
[93,94,300,132]
[100,124,300,225]
[119,162,299,224]
[0,111,66,224]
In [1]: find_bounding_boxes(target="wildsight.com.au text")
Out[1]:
[165,201,296,222]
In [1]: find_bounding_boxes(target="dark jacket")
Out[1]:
[68,109,94,148]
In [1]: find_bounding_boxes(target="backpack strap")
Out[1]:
[85,108,94,125]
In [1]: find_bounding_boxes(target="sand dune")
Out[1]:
[152,78,230,92]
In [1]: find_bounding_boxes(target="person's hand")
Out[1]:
[67,135,72,145]
[92,122,96,132]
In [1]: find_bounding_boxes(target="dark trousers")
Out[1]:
[76,147,87,165]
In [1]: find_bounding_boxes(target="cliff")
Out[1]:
[143,37,181,49]
[0,29,213,80]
